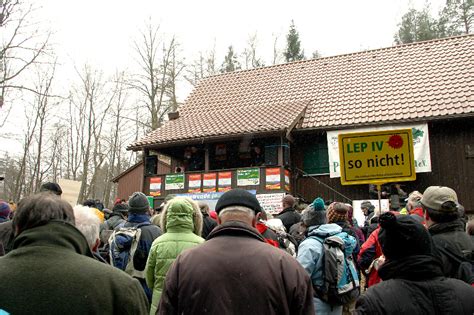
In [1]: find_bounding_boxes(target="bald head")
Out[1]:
[282,195,295,209]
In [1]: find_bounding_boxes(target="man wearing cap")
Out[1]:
[118,192,162,301]
[355,212,474,314]
[421,186,474,284]
[158,189,314,315]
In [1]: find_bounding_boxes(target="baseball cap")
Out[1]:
[421,186,458,212]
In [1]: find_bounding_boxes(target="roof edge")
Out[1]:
[295,112,474,133]
[201,34,474,80]
[111,161,144,183]
[127,130,287,151]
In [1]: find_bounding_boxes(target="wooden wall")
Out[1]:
[116,163,144,201]
[291,117,474,211]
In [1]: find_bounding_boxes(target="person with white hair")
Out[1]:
[73,205,105,263]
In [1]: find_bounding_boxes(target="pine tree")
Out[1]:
[284,20,305,62]
[220,46,241,73]
[440,0,473,34]
[395,8,440,44]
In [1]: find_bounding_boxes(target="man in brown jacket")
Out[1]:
[158,189,314,315]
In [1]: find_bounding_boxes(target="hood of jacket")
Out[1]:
[161,197,203,235]
[13,220,94,258]
[428,219,465,235]
[307,223,343,238]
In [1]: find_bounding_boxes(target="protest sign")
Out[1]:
[338,129,416,185]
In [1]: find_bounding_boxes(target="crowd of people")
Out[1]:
[0,182,473,314]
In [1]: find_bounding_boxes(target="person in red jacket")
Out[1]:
[358,227,384,288]
[255,211,280,248]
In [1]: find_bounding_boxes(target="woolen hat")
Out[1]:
[112,203,129,214]
[0,201,11,218]
[128,192,150,213]
[421,186,458,212]
[312,197,325,211]
[327,202,348,223]
[302,203,327,227]
[378,212,433,260]
[215,189,262,214]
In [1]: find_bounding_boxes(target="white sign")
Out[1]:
[256,193,285,215]
[327,123,431,178]
[58,178,82,206]
[352,199,390,227]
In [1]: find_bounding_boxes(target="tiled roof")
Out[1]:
[129,35,474,150]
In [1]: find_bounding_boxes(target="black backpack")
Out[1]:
[437,245,474,285]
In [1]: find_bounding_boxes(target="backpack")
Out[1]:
[108,222,150,278]
[437,246,474,285]
[313,234,360,305]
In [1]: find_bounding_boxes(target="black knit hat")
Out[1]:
[378,212,433,260]
[215,189,262,214]
[128,192,150,213]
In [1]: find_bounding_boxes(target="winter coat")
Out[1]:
[145,198,204,315]
[157,221,314,315]
[102,213,126,230]
[201,213,217,239]
[256,221,280,247]
[429,219,474,283]
[297,223,357,313]
[355,254,474,314]
[120,213,162,300]
[0,221,149,314]
[333,220,361,256]
[0,220,14,256]
[357,227,383,288]
[277,207,301,232]
[290,221,307,246]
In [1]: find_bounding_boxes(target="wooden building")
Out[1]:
[128,35,474,212]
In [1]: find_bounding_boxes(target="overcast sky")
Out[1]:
[39,0,444,76]
[1,0,445,155]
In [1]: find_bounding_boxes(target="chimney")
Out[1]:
[168,111,179,120]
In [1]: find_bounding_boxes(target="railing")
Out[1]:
[144,165,292,199]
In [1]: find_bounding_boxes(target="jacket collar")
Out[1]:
[207,221,265,242]
[13,221,93,258]
[428,219,465,235]
[378,254,444,281]
[279,207,295,215]
[127,213,151,223]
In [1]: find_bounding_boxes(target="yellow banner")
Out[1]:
[338,129,416,185]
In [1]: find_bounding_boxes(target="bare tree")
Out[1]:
[130,23,178,130]
[242,32,264,70]
[272,33,282,65]
[0,0,51,127]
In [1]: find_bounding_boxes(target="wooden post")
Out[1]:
[204,144,210,172]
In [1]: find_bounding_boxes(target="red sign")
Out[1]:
[218,171,232,192]
[203,173,217,192]
[149,177,162,196]
[188,174,202,193]
[265,168,281,190]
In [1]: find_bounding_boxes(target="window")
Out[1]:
[303,141,329,175]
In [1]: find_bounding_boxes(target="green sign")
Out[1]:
[165,174,185,190]
[147,196,154,209]
[237,168,260,186]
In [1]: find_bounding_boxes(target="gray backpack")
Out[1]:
[313,234,360,305]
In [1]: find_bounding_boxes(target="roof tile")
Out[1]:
[130,35,474,149]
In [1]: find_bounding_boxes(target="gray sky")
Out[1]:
[1,0,445,155]
[39,0,444,77]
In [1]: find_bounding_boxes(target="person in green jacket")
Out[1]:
[145,196,204,314]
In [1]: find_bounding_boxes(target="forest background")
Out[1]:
[0,0,472,206]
